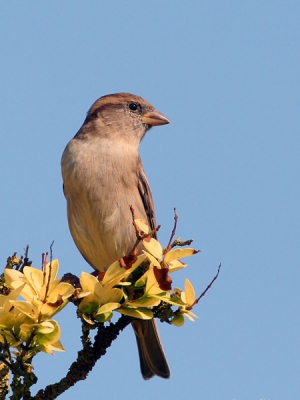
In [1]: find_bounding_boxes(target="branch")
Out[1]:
[33,315,131,400]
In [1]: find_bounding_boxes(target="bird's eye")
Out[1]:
[129,102,138,111]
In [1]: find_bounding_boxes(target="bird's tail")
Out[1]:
[132,319,170,380]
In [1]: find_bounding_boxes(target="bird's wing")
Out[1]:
[137,161,157,239]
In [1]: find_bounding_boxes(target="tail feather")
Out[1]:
[132,319,170,380]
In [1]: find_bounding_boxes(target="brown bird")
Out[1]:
[61,92,171,379]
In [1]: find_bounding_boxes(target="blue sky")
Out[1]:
[1,2,299,399]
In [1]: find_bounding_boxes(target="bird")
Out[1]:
[61,92,171,379]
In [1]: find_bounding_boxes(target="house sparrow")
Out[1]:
[61,93,171,379]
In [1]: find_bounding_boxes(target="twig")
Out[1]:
[20,245,32,271]
[191,264,221,308]
[49,241,54,263]
[165,208,178,253]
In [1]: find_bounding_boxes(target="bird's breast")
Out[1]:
[61,137,147,270]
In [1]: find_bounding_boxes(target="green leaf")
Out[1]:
[170,315,185,327]
[78,294,99,314]
[94,312,113,323]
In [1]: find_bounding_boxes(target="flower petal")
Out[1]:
[142,238,163,260]
[152,295,185,306]
[168,259,187,272]
[36,319,61,345]
[98,288,123,305]
[47,340,65,352]
[164,248,197,263]
[43,260,59,282]
[96,302,120,314]
[134,219,150,233]
[80,272,99,293]
[128,296,161,307]
[117,307,153,319]
[145,266,166,295]
[185,279,195,306]
[47,282,74,303]
[143,252,160,268]
[102,254,147,287]
[4,269,24,288]
[10,300,39,319]
[23,267,43,295]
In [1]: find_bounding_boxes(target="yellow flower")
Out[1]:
[20,320,65,356]
[5,260,74,320]
[0,285,25,347]
[143,237,197,272]
[78,254,147,322]
[137,228,197,295]
[2,260,73,354]
[115,219,198,319]
[171,279,198,326]
[79,272,123,322]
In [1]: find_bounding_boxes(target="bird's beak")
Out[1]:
[142,110,171,126]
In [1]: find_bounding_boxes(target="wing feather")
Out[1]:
[137,161,157,239]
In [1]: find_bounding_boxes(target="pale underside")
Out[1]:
[62,136,152,271]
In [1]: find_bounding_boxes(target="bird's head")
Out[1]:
[78,93,170,145]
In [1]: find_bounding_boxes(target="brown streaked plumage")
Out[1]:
[61,92,170,379]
